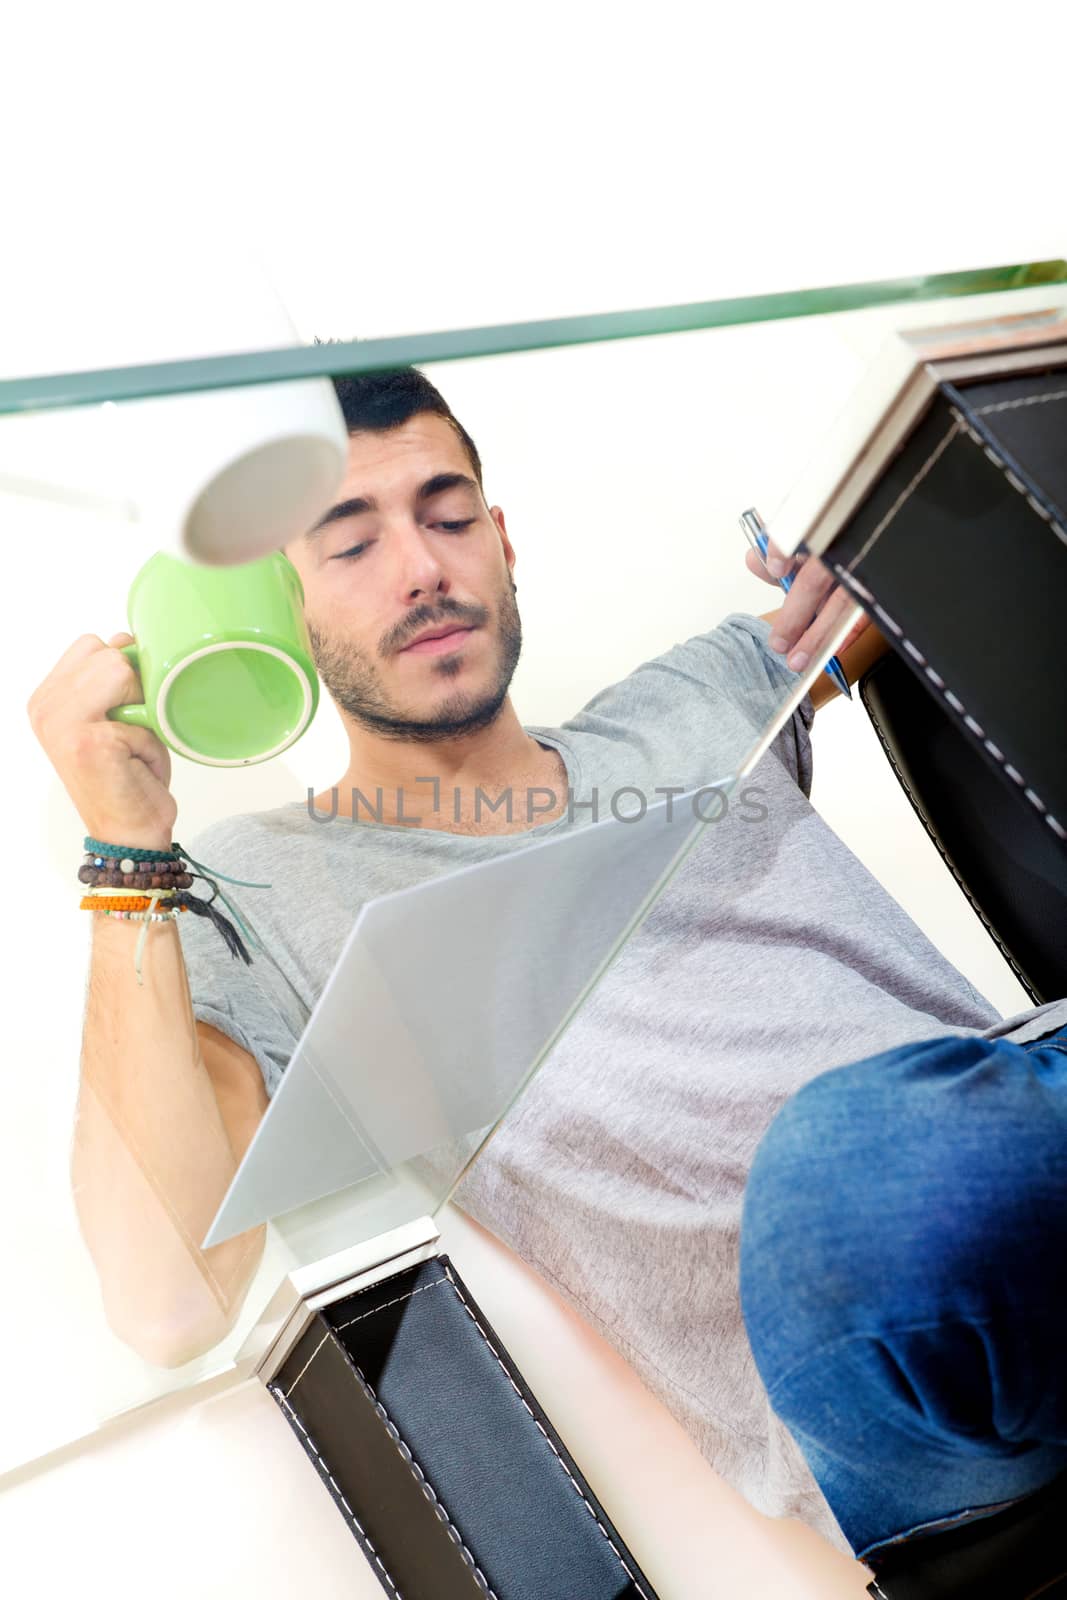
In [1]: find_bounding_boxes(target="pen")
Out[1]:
[739,508,852,703]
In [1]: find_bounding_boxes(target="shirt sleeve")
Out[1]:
[567,611,816,797]
[712,612,816,795]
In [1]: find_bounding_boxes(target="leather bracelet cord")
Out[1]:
[80,836,274,988]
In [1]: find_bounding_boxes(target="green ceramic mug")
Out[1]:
[106,550,319,766]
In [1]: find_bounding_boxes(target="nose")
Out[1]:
[393,520,450,603]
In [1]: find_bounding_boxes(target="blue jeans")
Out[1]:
[739,1020,1067,1564]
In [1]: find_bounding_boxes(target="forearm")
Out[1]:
[809,619,891,710]
[74,915,265,1367]
[841,619,891,682]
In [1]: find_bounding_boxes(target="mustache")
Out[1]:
[388,600,492,654]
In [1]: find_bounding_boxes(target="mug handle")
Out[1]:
[105,643,152,729]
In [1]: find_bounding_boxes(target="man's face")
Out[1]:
[285,414,522,744]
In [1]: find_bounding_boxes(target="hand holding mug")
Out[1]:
[27,631,178,853]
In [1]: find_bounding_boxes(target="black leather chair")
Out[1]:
[821,351,1067,1599]
[854,651,1067,1598]
[859,648,1067,1007]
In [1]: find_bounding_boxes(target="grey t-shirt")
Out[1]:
[179,613,1067,1550]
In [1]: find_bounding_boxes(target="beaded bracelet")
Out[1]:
[78,866,194,889]
[80,834,272,987]
[89,907,185,922]
[80,894,185,912]
[83,851,185,871]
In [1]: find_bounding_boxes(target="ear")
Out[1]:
[490,505,516,575]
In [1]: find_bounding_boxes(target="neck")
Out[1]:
[311,700,567,832]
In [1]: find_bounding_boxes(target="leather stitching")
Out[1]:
[280,1262,652,1599]
[285,1280,497,1597]
[846,417,962,569]
[272,1387,405,1598]
[284,1328,332,1398]
[440,1263,654,1600]
[335,1276,448,1333]
[836,562,1066,844]
[284,1277,448,1400]
[832,396,1067,837]
[328,1329,499,1599]
[949,403,1067,551]
[857,672,1039,999]
[973,387,1067,416]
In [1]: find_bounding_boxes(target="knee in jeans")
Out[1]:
[741,1043,1067,1390]
[740,1071,866,1382]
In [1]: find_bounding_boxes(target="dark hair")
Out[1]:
[315,346,484,493]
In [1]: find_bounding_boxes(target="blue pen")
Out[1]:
[740,508,852,702]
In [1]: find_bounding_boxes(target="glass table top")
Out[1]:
[6,259,1065,1478]
[1,260,1062,414]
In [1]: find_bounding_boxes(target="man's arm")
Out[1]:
[72,916,270,1368]
[759,604,891,711]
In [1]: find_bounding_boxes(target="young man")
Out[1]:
[33,367,1067,1569]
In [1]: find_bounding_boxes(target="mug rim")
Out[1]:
[158,640,315,767]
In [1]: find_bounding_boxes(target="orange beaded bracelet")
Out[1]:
[79,895,187,912]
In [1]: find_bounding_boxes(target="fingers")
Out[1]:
[830,607,872,658]
[743,539,871,675]
[27,633,108,724]
[762,534,793,578]
[745,538,800,586]
[777,590,869,672]
[28,633,143,732]
[43,632,113,679]
[31,632,131,703]
[745,548,785,586]
[766,555,837,655]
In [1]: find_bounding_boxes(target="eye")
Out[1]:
[331,520,472,560]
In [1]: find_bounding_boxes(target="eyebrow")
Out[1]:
[303,472,481,544]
